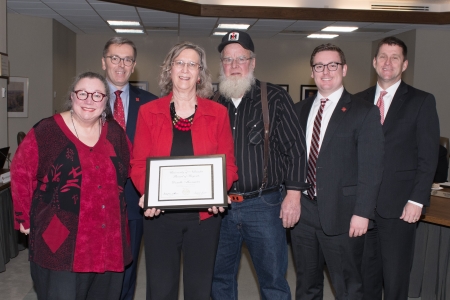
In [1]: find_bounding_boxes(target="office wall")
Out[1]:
[76,34,372,102]
[414,29,450,139]
[53,20,76,114]
[7,14,53,157]
[0,0,7,149]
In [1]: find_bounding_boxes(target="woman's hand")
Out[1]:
[208,206,226,214]
[139,194,163,217]
[20,223,30,235]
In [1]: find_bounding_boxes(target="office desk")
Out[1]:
[0,169,19,272]
[409,189,450,299]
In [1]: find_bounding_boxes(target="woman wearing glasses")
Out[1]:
[11,71,132,300]
[131,42,238,300]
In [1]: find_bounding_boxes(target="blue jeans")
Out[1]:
[211,190,291,300]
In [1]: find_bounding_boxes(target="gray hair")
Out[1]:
[103,37,137,59]
[65,71,112,118]
[159,41,213,98]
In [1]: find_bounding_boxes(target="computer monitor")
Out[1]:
[0,147,10,169]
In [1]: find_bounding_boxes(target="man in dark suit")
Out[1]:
[291,44,384,299]
[102,37,157,300]
[356,36,439,300]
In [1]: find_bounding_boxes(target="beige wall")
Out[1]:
[53,20,76,113]
[0,0,7,149]
[7,14,76,157]
[76,34,372,102]
[413,29,450,139]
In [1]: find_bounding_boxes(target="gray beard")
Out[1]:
[218,68,256,99]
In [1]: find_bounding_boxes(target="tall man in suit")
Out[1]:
[291,44,384,299]
[102,37,157,300]
[356,36,440,300]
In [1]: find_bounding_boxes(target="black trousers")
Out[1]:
[362,212,417,300]
[291,196,365,300]
[143,211,222,300]
[30,261,124,300]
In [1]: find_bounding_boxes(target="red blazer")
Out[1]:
[131,93,238,220]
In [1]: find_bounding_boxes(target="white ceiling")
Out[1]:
[6,0,450,41]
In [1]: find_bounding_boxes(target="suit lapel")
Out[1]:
[126,85,141,141]
[320,90,352,152]
[382,81,407,134]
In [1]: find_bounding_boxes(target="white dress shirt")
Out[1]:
[305,86,344,159]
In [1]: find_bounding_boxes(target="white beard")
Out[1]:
[218,67,256,99]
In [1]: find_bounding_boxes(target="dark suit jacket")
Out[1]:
[296,90,384,235]
[125,85,157,220]
[355,81,440,218]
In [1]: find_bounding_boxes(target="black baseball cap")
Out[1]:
[218,30,254,53]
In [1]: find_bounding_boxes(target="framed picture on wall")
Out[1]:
[300,85,318,101]
[7,77,29,118]
[130,81,149,91]
[277,84,289,93]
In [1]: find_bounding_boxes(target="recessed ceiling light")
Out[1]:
[108,21,140,26]
[217,24,250,30]
[213,32,228,36]
[115,29,144,34]
[307,34,339,39]
[322,26,358,32]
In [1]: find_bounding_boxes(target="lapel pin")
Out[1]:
[136,97,140,102]
[341,107,347,112]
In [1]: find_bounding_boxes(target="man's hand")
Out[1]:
[400,202,422,223]
[349,215,369,237]
[280,190,301,228]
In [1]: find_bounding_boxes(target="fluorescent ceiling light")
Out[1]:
[108,20,140,26]
[217,24,250,30]
[322,26,358,32]
[213,32,228,36]
[307,34,339,39]
[115,29,144,34]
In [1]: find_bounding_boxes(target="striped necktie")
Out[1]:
[307,98,328,199]
[377,91,387,124]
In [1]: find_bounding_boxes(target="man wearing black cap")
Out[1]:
[211,30,308,300]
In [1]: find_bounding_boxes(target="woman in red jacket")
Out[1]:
[131,42,238,300]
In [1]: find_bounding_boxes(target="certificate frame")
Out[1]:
[144,155,227,209]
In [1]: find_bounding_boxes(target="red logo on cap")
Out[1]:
[229,32,239,41]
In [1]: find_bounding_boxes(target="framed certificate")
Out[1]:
[144,155,227,209]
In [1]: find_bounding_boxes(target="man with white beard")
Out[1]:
[211,30,309,300]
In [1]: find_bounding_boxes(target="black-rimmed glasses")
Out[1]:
[312,62,343,72]
[73,90,107,102]
[105,55,135,66]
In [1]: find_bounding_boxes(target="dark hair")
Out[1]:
[159,41,213,98]
[374,36,407,60]
[310,43,346,67]
[103,37,137,59]
[65,71,112,118]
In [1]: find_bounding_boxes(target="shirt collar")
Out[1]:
[107,81,129,96]
[316,86,344,104]
[376,79,401,97]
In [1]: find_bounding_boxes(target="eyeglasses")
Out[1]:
[105,55,135,66]
[171,60,202,70]
[73,90,107,102]
[312,62,343,72]
[221,56,253,65]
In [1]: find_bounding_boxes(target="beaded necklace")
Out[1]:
[170,102,197,131]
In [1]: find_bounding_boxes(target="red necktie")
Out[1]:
[114,90,126,131]
[307,98,328,199]
[376,91,387,125]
